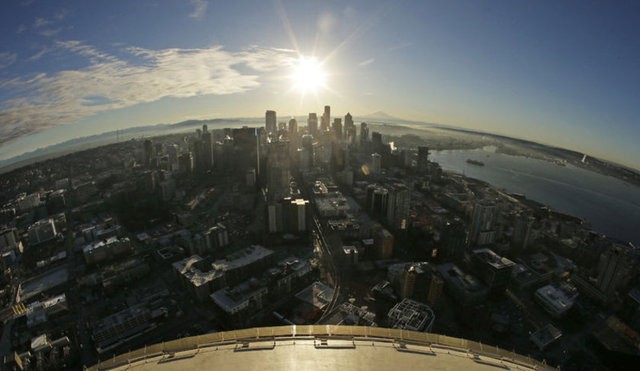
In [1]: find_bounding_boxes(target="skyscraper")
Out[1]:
[143,139,153,166]
[386,183,410,230]
[288,118,298,140]
[265,110,277,134]
[344,112,355,144]
[307,113,318,136]
[332,118,343,141]
[201,125,214,170]
[417,147,429,173]
[596,244,636,297]
[370,153,382,174]
[469,201,497,246]
[360,122,369,144]
[321,105,330,132]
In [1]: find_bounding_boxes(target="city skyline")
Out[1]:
[1,0,640,169]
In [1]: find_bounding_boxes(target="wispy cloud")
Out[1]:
[39,28,62,37]
[0,52,17,69]
[189,0,208,19]
[359,58,375,67]
[0,41,296,145]
[33,17,50,28]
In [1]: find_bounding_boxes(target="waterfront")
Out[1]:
[431,147,640,246]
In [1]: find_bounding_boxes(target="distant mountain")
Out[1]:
[360,111,399,120]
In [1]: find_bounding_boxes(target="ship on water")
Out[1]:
[466,159,485,166]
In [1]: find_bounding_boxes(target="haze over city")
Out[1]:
[1,0,639,169]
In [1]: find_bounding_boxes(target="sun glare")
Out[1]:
[290,56,327,94]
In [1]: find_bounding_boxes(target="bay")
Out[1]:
[430,147,640,246]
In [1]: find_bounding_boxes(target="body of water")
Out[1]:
[430,147,640,246]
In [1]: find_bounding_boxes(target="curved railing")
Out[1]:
[88,325,553,370]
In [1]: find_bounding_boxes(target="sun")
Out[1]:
[290,56,327,94]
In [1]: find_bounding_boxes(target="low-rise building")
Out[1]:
[387,298,435,332]
[534,283,578,318]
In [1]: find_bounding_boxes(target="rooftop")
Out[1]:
[471,248,515,270]
[89,325,553,371]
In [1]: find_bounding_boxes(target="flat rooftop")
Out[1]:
[17,266,69,303]
[89,325,553,371]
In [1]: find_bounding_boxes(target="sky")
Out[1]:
[0,0,639,169]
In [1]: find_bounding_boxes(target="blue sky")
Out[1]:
[0,0,639,169]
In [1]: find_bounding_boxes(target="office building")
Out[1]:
[417,146,429,173]
[0,228,21,252]
[344,112,355,143]
[28,218,57,246]
[143,139,153,166]
[438,219,468,262]
[178,152,194,173]
[201,125,214,169]
[370,153,382,174]
[386,183,410,230]
[511,214,535,251]
[308,113,318,136]
[204,223,230,252]
[265,110,277,133]
[266,141,291,196]
[374,227,394,259]
[437,263,489,306]
[534,283,578,318]
[83,236,131,265]
[332,118,343,141]
[469,201,497,246]
[288,118,298,139]
[469,248,515,290]
[596,244,636,297]
[321,105,330,132]
[360,122,369,145]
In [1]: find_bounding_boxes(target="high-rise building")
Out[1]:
[201,125,214,170]
[386,184,410,230]
[232,127,260,174]
[511,214,534,251]
[417,147,429,173]
[266,141,290,197]
[366,184,388,216]
[374,227,394,259]
[265,110,277,134]
[370,153,382,174]
[596,244,636,297]
[469,201,496,246]
[143,139,153,166]
[204,223,230,252]
[307,113,318,136]
[371,132,383,152]
[360,122,369,144]
[344,113,355,143]
[288,118,298,139]
[321,105,330,132]
[301,134,314,169]
[178,152,194,173]
[332,118,343,141]
[438,219,468,262]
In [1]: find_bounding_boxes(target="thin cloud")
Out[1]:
[359,58,375,67]
[39,28,62,37]
[189,0,208,19]
[33,17,50,28]
[0,41,295,145]
[0,52,17,69]
[27,47,50,61]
